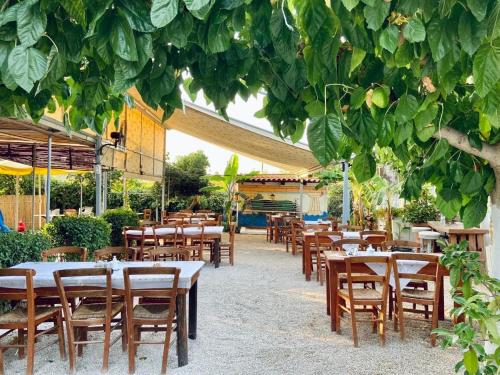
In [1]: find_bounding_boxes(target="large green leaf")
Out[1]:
[0,3,20,27]
[151,0,178,28]
[423,139,449,167]
[363,1,389,31]
[303,45,323,85]
[473,39,500,98]
[395,94,419,124]
[207,20,231,53]
[349,47,366,76]
[379,25,399,53]
[59,0,86,26]
[349,108,378,147]
[403,17,425,43]
[270,7,297,64]
[110,11,138,61]
[118,0,155,32]
[352,152,376,182]
[427,18,453,61]
[462,193,487,228]
[394,121,413,146]
[307,113,342,166]
[436,188,462,219]
[341,0,360,11]
[164,11,194,48]
[414,103,438,142]
[467,0,487,22]
[459,170,483,196]
[7,45,47,92]
[184,0,211,11]
[17,0,47,47]
[458,12,487,56]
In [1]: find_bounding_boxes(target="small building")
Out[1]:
[238,174,328,227]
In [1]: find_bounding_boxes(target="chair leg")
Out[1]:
[56,313,66,360]
[335,295,342,334]
[128,323,136,375]
[0,347,4,375]
[26,325,35,375]
[67,325,76,373]
[76,328,83,357]
[102,323,111,372]
[393,298,399,332]
[398,298,406,341]
[161,321,174,374]
[17,329,24,359]
[430,305,439,347]
[121,311,127,352]
[372,308,377,334]
[379,305,387,346]
[350,306,359,347]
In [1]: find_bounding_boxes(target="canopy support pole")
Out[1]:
[161,153,166,221]
[342,161,350,225]
[45,135,52,223]
[299,179,304,219]
[102,170,108,212]
[95,136,102,216]
[38,175,42,229]
[14,175,19,230]
[79,175,83,216]
[31,145,36,231]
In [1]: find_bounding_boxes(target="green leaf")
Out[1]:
[307,113,342,166]
[119,0,155,32]
[462,193,487,228]
[0,3,20,27]
[436,188,462,219]
[394,121,413,146]
[59,0,86,26]
[7,45,47,92]
[305,100,324,117]
[377,115,394,147]
[17,0,47,47]
[341,0,360,11]
[207,20,231,53]
[414,103,438,141]
[467,0,487,22]
[184,0,210,11]
[379,25,399,53]
[460,171,483,196]
[270,7,297,64]
[349,47,366,76]
[352,152,376,182]
[458,12,487,56]
[350,87,366,110]
[303,45,323,85]
[151,0,178,28]
[164,11,194,48]
[463,349,479,375]
[371,86,389,108]
[424,139,449,167]
[395,94,419,124]
[363,1,390,31]
[473,40,500,98]
[110,11,138,62]
[427,18,453,61]
[349,108,378,147]
[403,17,426,43]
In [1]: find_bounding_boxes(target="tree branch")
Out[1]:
[433,127,500,167]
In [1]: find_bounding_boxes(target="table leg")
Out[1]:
[214,238,220,268]
[326,262,330,316]
[438,274,445,321]
[188,281,198,340]
[304,238,311,281]
[330,267,338,331]
[176,294,188,366]
[274,224,278,244]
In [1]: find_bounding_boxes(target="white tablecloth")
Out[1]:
[2,261,204,290]
[304,220,331,225]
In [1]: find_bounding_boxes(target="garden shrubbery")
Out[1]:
[0,231,51,268]
[44,216,111,259]
[102,208,140,245]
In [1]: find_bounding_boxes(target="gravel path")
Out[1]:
[5,234,459,374]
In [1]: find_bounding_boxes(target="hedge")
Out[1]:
[0,231,51,268]
[102,208,139,246]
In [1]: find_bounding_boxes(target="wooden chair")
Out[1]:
[219,222,236,265]
[153,224,182,249]
[314,231,343,285]
[331,239,368,252]
[148,247,191,261]
[361,230,387,250]
[180,224,204,260]
[290,221,304,256]
[53,268,126,373]
[339,224,364,232]
[94,247,136,262]
[123,267,180,374]
[392,253,443,346]
[265,214,273,242]
[282,216,299,252]
[143,209,152,221]
[382,240,427,320]
[304,223,329,232]
[41,246,87,262]
[336,256,391,347]
[124,226,155,260]
[0,269,66,375]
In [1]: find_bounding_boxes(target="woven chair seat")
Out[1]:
[401,289,435,300]
[72,302,123,320]
[338,273,370,281]
[339,288,382,300]
[0,306,59,324]
[133,304,170,320]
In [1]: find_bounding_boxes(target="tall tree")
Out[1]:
[167,150,209,197]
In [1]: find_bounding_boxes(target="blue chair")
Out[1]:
[0,210,11,232]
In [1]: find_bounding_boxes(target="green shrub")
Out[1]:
[201,191,225,213]
[0,232,51,267]
[402,197,440,224]
[102,208,140,245]
[44,216,111,259]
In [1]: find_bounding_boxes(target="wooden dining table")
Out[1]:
[324,251,448,331]
[427,221,489,253]
[0,261,204,367]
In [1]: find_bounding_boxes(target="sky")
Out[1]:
[166,91,298,174]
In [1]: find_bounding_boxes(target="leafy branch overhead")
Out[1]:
[0,0,499,227]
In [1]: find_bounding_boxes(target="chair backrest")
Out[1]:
[0,269,35,306]
[148,247,191,261]
[180,209,192,214]
[228,222,236,247]
[345,256,391,301]
[304,223,329,232]
[94,247,136,261]
[201,220,218,227]
[181,224,204,240]
[123,267,180,302]
[41,246,87,262]
[331,239,368,251]
[197,210,211,214]
[361,230,387,238]
[339,224,364,231]
[314,231,343,250]
[64,209,78,217]
[391,253,441,288]
[153,224,178,243]
[143,209,152,220]
[53,268,113,322]
[382,240,421,252]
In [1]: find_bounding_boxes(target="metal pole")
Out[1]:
[299,179,304,219]
[342,161,350,225]
[161,156,166,214]
[31,145,36,231]
[38,175,42,228]
[45,135,52,222]
[95,136,102,216]
[102,170,108,212]
[14,175,19,230]
[79,176,83,216]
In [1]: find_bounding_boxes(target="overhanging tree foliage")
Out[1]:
[0,0,499,230]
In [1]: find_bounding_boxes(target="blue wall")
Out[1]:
[239,212,329,228]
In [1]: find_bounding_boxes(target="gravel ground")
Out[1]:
[4,234,460,374]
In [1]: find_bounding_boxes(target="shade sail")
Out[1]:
[0,160,86,176]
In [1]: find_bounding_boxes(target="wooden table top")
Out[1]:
[427,221,489,235]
